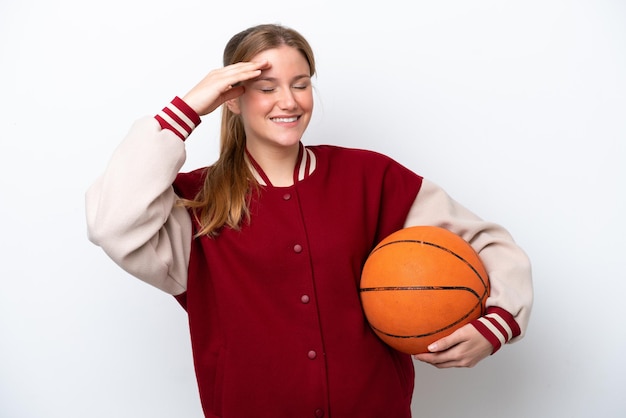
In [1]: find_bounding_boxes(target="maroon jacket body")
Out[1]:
[173,144,422,417]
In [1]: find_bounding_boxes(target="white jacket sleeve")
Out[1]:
[404,179,533,348]
[85,116,192,295]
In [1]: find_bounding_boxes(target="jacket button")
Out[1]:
[293,244,303,253]
[283,193,291,200]
[307,350,317,359]
[301,295,310,304]
[314,408,325,417]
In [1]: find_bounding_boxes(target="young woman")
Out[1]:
[86,23,533,418]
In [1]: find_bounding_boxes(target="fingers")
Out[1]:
[413,354,452,368]
[220,60,270,88]
[412,325,492,369]
[183,60,270,116]
[413,344,464,368]
[414,351,475,369]
[419,327,465,356]
[219,85,246,103]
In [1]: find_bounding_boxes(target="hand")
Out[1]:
[413,324,493,368]
[182,60,270,116]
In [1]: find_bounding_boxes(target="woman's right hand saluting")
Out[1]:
[182,60,270,116]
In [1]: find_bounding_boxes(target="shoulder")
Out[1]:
[173,167,208,199]
[307,144,420,178]
[307,144,397,167]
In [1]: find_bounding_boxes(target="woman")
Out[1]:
[86,23,533,418]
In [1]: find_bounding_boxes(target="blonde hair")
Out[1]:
[183,24,316,237]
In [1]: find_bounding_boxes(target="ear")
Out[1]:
[226,98,241,114]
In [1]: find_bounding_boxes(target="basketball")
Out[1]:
[359,226,490,354]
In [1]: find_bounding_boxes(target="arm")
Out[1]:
[404,179,533,366]
[85,61,271,294]
[85,100,199,295]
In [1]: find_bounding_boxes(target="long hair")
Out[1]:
[182,24,316,237]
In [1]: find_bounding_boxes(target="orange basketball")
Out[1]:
[359,226,490,354]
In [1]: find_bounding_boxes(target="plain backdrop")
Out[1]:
[1,0,625,417]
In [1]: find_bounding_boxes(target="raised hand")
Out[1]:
[182,60,270,116]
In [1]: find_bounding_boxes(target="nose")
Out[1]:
[277,88,297,110]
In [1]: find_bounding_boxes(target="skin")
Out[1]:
[184,45,313,187]
[413,323,493,368]
[227,45,313,185]
[182,45,494,368]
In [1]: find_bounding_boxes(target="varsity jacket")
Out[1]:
[85,97,533,418]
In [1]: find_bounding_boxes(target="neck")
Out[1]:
[246,143,300,187]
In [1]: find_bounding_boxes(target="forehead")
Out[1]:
[252,45,310,77]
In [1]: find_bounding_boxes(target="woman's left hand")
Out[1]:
[413,324,493,368]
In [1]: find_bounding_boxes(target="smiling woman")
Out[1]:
[225,45,314,176]
[85,23,532,418]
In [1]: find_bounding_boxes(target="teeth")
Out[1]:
[272,117,298,123]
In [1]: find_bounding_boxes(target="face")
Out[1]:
[229,45,314,153]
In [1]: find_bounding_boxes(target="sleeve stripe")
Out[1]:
[154,97,201,141]
[486,306,522,338]
[156,110,191,139]
[471,318,502,354]
[162,107,193,134]
[477,316,508,346]
[486,313,513,340]
[166,102,197,129]
[471,306,522,355]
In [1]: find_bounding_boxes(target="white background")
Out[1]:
[1,0,625,417]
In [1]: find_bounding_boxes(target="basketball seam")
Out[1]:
[369,306,477,339]
[361,233,491,351]
[370,239,489,298]
[360,285,482,299]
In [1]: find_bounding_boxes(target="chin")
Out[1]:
[273,135,304,147]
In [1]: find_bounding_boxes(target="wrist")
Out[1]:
[471,306,521,354]
[154,97,202,141]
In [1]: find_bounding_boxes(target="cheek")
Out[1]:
[298,92,314,111]
[239,95,272,115]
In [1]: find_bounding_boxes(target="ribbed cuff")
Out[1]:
[154,96,202,141]
[471,306,521,354]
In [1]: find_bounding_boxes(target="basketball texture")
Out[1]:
[360,226,490,354]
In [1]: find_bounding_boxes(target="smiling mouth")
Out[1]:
[271,116,299,123]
